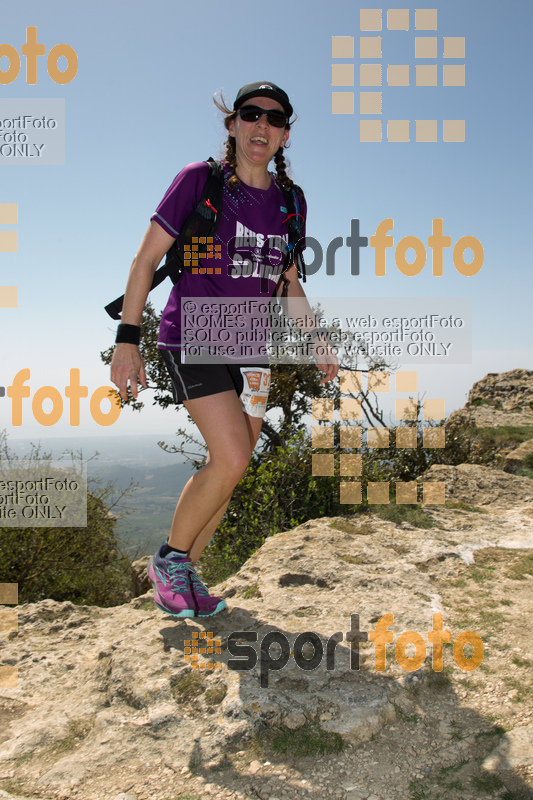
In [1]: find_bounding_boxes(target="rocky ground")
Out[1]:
[2,368,533,800]
[448,369,533,431]
[1,461,533,800]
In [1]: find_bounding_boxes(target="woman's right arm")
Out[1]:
[110,220,176,400]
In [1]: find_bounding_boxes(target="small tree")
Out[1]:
[0,432,137,606]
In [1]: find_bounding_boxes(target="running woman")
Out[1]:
[110,81,338,618]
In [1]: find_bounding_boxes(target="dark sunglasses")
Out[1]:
[237,105,288,128]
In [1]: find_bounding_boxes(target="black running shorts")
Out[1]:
[160,349,271,418]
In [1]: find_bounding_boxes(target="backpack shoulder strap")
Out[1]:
[164,158,224,283]
[105,159,224,320]
[278,181,307,286]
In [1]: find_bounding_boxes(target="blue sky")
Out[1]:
[0,0,531,439]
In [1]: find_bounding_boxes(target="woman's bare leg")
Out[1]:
[166,390,263,558]
[187,408,262,564]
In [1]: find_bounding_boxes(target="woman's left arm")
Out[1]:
[277,264,339,384]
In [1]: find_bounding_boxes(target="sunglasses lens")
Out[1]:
[267,112,287,128]
[239,106,287,127]
[239,107,262,122]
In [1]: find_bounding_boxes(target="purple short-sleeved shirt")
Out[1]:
[151,162,306,360]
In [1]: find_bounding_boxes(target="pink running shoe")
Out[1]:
[148,544,227,618]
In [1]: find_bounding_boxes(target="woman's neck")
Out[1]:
[234,162,272,190]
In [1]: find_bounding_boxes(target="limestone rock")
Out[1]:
[0,793,54,800]
[448,368,533,428]
[422,463,533,508]
[482,724,533,771]
[3,468,532,789]
[2,371,533,796]
[504,438,533,474]
[131,555,152,596]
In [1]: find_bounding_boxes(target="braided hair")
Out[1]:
[213,91,294,190]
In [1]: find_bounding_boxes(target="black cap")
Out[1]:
[233,81,293,118]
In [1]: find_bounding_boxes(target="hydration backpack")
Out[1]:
[105,158,306,320]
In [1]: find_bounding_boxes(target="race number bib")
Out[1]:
[239,368,271,418]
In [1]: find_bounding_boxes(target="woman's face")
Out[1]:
[229,96,290,169]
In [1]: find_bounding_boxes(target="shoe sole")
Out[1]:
[197,600,228,617]
[153,598,195,618]
[153,596,227,618]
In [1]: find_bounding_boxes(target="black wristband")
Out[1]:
[116,323,141,345]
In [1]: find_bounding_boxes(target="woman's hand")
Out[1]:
[111,343,147,401]
[313,340,340,384]
[109,221,176,400]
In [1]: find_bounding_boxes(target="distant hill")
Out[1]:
[7,433,197,556]
[94,460,197,558]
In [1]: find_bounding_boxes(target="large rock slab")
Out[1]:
[448,368,533,428]
[423,463,533,508]
[504,438,533,474]
[483,724,533,770]
[1,464,532,791]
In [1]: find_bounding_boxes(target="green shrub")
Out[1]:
[199,431,347,584]
[0,432,136,606]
